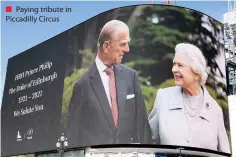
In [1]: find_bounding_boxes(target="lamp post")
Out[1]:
[56,133,68,157]
[177,147,184,157]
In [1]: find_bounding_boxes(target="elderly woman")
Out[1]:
[148,43,230,153]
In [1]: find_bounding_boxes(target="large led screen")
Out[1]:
[1,34,68,156]
[1,4,231,156]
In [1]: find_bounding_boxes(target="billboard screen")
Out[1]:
[1,34,68,155]
[1,4,231,156]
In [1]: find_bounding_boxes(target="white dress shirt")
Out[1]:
[95,56,112,107]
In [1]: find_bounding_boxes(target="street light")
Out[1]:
[56,133,68,157]
[177,147,184,157]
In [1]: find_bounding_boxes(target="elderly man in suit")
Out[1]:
[68,20,152,148]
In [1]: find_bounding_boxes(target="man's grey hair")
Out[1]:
[175,43,208,85]
[97,20,129,47]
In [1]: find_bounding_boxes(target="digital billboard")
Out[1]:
[1,33,68,156]
[1,4,231,156]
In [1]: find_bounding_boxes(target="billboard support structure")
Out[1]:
[224,0,236,95]
[177,147,185,157]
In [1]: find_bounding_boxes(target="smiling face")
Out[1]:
[172,54,200,89]
[103,26,130,66]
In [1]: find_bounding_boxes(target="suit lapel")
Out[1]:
[114,65,127,127]
[89,63,116,133]
[169,87,191,142]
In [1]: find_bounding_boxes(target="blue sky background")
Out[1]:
[1,1,236,155]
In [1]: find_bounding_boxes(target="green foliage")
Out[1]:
[61,49,95,128]
[125,59,158,68]
[162,53,174,61]
[79,49,96,68]
[205,86,217,99]
[158,78,175,89]
[137,75,157,115]
[148,6,196,22]
[11,155,34,157]
[143,78,175,115]
[61,68,87,128]
[141,84,157,115]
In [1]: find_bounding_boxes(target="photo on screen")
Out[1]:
[2,4,231,157]
[59,4,230,154]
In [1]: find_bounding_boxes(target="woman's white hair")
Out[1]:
[175,43,208,85]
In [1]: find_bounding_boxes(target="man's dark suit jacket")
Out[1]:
[67,62,152,148]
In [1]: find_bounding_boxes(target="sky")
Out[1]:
[1,0,236,155]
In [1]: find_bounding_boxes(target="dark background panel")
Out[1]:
[1,33,68,156]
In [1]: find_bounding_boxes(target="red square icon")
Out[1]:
[6,6,12,12]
